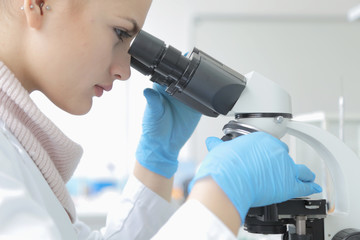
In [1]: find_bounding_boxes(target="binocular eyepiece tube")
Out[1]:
[128,30,247,117]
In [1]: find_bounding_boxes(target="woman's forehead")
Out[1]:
[104,0,152,26]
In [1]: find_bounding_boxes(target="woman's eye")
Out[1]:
[114,28,131,42]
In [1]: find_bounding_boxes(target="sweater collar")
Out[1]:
[0,62,83,222]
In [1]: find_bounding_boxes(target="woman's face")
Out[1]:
[24,0,152,115]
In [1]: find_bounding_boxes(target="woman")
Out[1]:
[0,0,321,239]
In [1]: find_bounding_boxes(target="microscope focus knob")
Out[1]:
[332,228,360,240]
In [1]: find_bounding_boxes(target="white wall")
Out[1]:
[144,0,360,45]
[192,0,359,16]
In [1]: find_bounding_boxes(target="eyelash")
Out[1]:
[113,28,132,42]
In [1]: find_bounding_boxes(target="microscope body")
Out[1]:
[129,30,360,240]
[229,72,360,240]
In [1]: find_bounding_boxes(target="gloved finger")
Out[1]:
[205,137,223,151]
[295,164,316,182]
[154,83,195,109]
[154,83,202,119]
[293,182,323,199]
[153,82,167,94]
[277,139,289,153]
[143,88,165,118]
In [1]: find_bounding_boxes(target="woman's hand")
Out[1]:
[188,132,322,224]
[136,83,201,178]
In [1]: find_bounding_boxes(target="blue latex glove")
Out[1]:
[188,132,322,222]
[136,83,202,178]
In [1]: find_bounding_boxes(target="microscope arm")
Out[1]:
[286,120,348,214]
[286,120,360,239]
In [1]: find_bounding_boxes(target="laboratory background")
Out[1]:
[31,0,360,239]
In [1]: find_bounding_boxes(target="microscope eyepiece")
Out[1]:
[128,30,166,69]
[129,30,247,117]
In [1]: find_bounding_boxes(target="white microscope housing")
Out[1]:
[226,71,360,240]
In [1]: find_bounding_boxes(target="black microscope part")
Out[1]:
[128,30,247,117]
[245,199,327,240]
[332,228,360,240]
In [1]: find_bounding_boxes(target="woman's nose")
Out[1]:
[111,52,131,81]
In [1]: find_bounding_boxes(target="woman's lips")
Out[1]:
[94,85,104,97]
[94,84,113,97]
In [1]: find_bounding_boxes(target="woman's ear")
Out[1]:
[23,0,44,29]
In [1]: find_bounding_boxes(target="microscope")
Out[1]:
[129,30,360,240]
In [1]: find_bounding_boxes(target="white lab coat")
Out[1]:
[0,121,236,240]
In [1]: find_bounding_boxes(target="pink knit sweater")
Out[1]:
[0,62,83,223]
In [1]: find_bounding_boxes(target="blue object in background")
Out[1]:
[67,178,120,197]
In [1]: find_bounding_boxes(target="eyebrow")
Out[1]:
[126,18,140,35]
